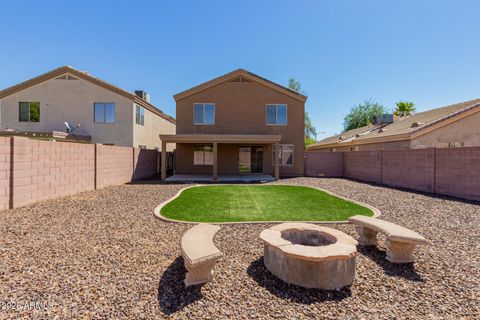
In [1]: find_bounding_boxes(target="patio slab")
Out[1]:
[165,174,275,183]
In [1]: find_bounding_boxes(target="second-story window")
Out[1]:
[19,102,40,122]
[193,103,215,125]
[136,105,145,126]
[94,102,116,123]
[266,104,287,125]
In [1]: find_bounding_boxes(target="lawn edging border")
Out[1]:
[153,184,381,225]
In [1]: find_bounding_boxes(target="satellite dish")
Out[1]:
[64,122,72,133]
[64,122,80,134]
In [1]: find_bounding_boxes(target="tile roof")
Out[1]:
[173,69,308,102]
[0,66,176,124]
[308,98,480,149]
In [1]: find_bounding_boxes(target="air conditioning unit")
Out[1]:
[373,114,394,125]
[135,90,150,102]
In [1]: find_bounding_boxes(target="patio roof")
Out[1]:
[159,134,282,144]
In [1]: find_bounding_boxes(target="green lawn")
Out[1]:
[160,185,374,222]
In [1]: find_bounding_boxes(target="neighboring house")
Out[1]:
[160,69,307,180]
[0,66,175,149]
[307,98,480,152]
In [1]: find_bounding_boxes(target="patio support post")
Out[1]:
[161,140,167,180]
[213,142,218,181]
[274,142,280,180]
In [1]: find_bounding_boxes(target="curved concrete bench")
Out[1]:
[348,215,427,263]
[181,224,223,287]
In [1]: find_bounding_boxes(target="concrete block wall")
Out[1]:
[382,149,435,193]
[344,151,382,184]
[133,148,159,181]
[0,137,12,210]
[0,137,159,210]
[435,147,480,201]
[12,137,95,208]
[96,144,134,189]
[305,147,480,201]
[304,151,343,177]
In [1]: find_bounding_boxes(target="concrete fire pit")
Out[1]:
[260,223,358,290]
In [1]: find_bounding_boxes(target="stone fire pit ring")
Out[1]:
[260,223,359,290]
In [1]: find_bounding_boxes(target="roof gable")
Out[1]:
[173,69,308,102]
[0,66,175,124]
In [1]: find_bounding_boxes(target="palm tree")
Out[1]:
[394,101,416,117]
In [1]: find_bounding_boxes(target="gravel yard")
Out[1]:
[0,177,479,319]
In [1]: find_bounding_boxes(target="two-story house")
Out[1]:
[0,66,175,149]
[160,69,307,180]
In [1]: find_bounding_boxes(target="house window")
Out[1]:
[136,105,145,126]
[193,103,215,125]
[94,102,116,123]
[272,144,294,166]
[266,104,287,125]
[193,145,213,165]
[19,102,40,122]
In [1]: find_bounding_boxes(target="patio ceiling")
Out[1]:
[159,134,282,144]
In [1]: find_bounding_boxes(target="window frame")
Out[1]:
[272,144,294,167]
[18,101,40,122]
[94,102,116,124]
[136,105,145,126]
[193,103,215,125]
[193,144,214,165]
[265,104,288,126]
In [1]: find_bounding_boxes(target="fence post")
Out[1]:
[380,150,383,184]
[8,137,14,209]
[94,144,99,189]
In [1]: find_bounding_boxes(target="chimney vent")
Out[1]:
[410,122,424,128]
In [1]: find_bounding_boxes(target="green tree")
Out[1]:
[288,78,302,93]
[343,100,385,131]
[394,101,416,117]
[287,78,317,146]
[304,112,317,147]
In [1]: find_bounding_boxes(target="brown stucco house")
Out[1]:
[307,98,480,152]
[160,69,307,180]
[0,66,175,149]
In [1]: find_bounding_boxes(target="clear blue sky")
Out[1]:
[1,0,479,139]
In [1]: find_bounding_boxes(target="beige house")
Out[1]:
[307,99,480,152]
[0,66,175,149]
[160,69,307,180]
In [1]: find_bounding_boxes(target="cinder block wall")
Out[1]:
[133,148,159,181]
[435,147,480,200]
[12,138,95,208]
[0,137,12,210]
[0,137,159,210]
[382,149,435,193]
[344,151,382,184]
[304,152,343,177]
[305,147,480,201]
[96,145,134,189]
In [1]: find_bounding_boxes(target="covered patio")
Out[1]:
[164,174,275,183]
[159,134,282,181]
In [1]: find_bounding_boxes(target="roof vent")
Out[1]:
[135,90,150,102]
[56,74,78,80]
[338,136,344,140]
[378,128,387,133]
[373,114,394,125]
[410,122,424,128]
[230,76,251,82]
